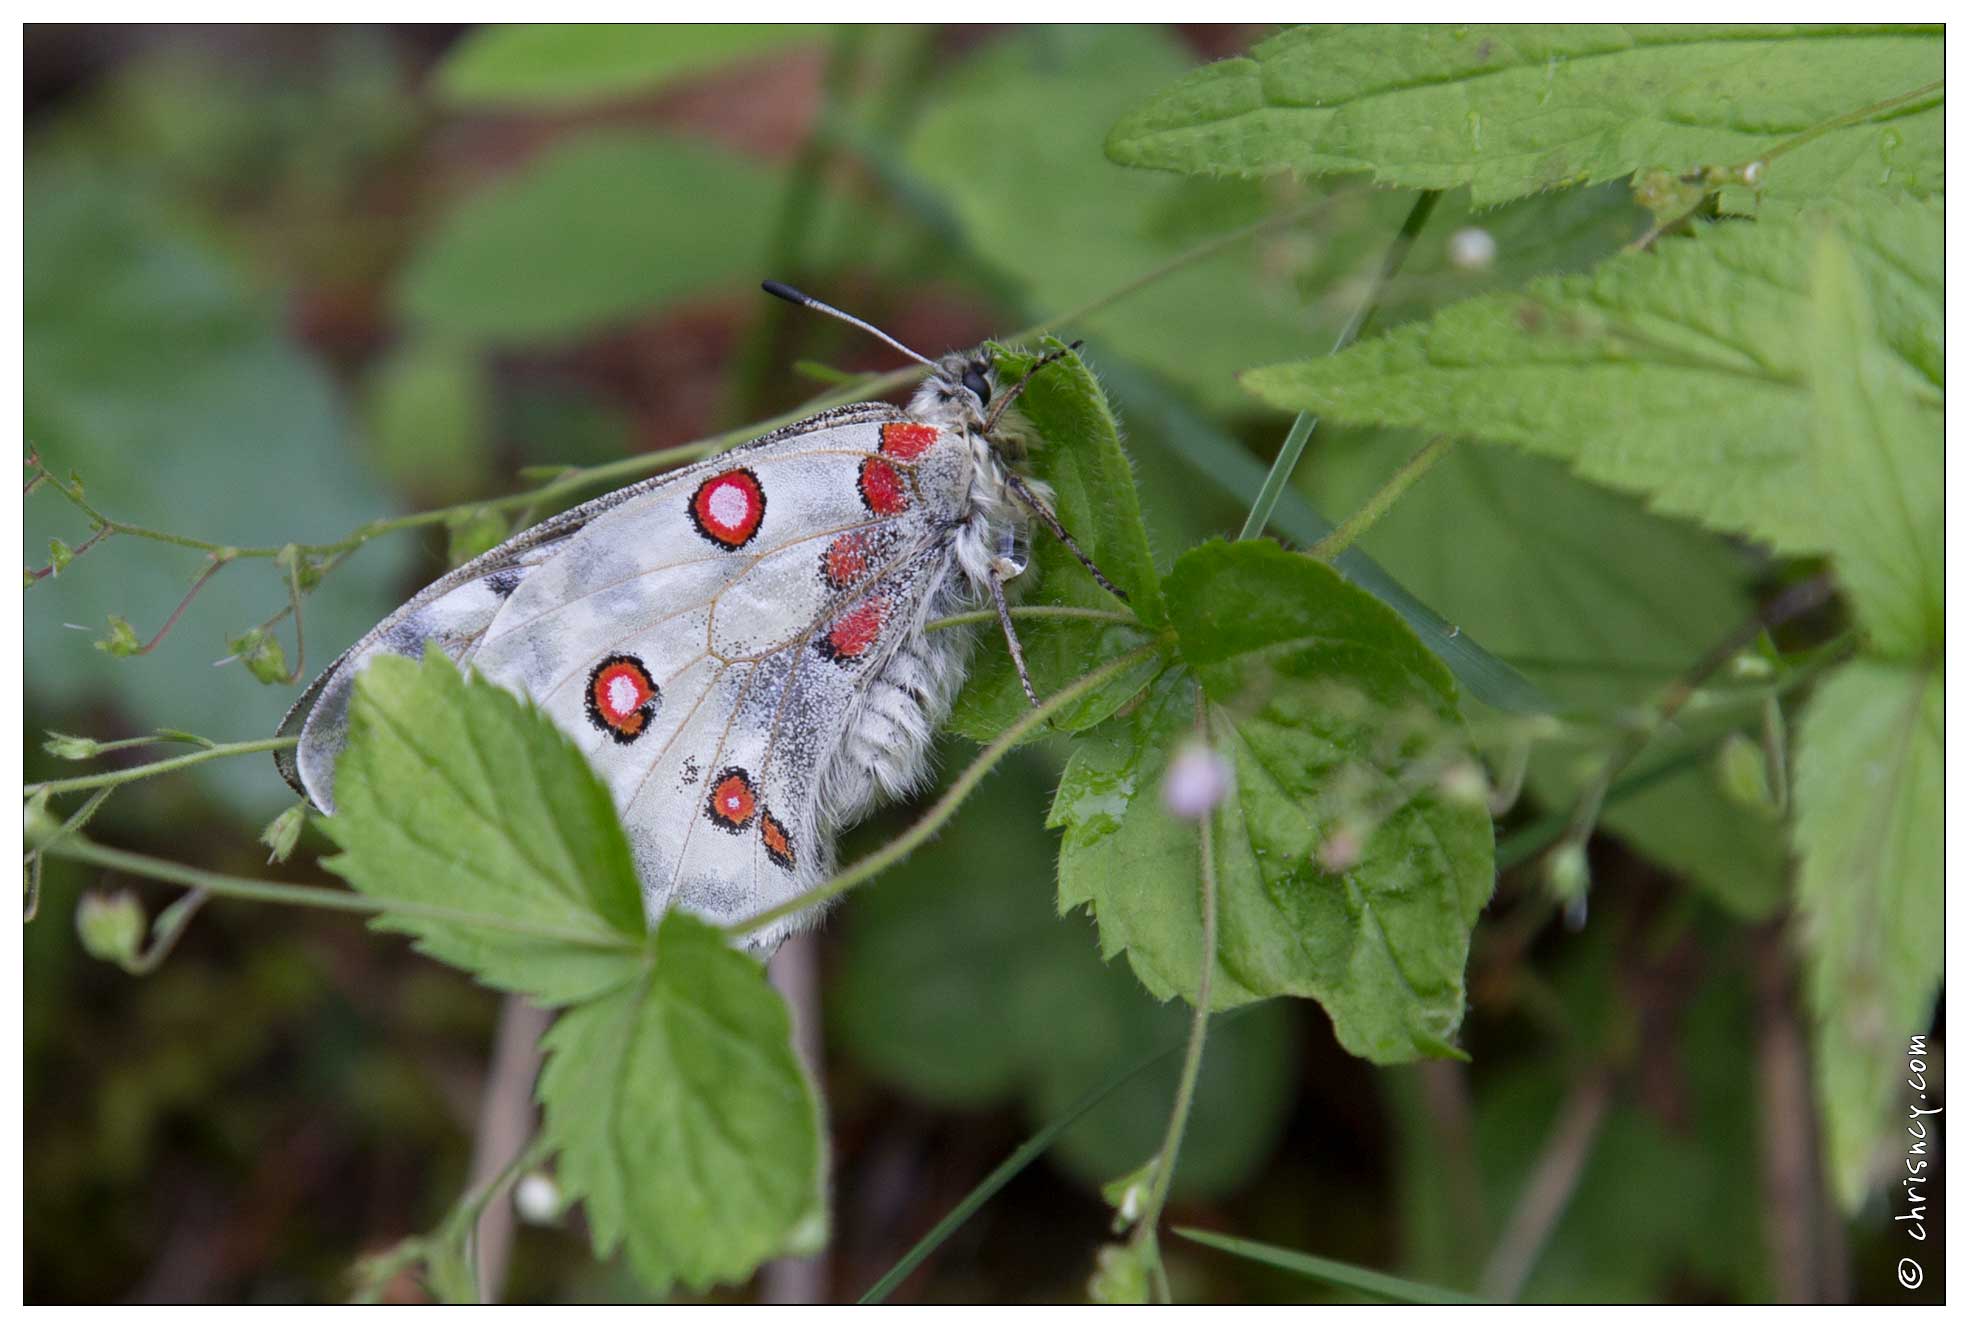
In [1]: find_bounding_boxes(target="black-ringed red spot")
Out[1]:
[880,421,939,460]
[585,654,660,744]
[817,597,887,665]
[761,809,795,870]
[689,468,766,549]
[858,457,909,517]
[707,767,758,832]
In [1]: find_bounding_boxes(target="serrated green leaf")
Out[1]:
[539,911,824,1295]
[1792,659,1941,1208]
[948,340,1164,742]
[1298,431,1784,917]
[398,134,780,344]
[1246,197,1942,557]
[1106,25,1941,210]
[833,757,1298,1199]
[321,650,648,1006]
[1054,541,1494,1063]
[1806,230,1942,658]
[434,24,823,109]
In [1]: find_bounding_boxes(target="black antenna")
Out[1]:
[761,280,938,371]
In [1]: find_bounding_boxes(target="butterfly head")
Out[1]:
[918,352,997,432]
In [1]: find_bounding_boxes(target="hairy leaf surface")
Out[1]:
[1053,541,1494,1062]
[1107,25,1941,210]
[1793,660,1942,1208]
[322,651,647,1006]
[541,912,826,1293]
[1245,198,1942,556]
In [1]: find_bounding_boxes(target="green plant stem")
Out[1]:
[1308,434,1454,561]
[1239,189,1440,542]
[1174,1228,1478,1304]
[726,639,1165,939]
[38,836,641,953]
[1128,704,1222,1302]
[24,735,298,797]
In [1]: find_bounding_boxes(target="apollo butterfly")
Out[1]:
[276,283,1126,955]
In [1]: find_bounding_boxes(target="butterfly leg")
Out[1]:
[1005,473,1130,604]
[988,563,1042,709]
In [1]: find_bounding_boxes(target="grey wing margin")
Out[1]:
[273,529,575,811]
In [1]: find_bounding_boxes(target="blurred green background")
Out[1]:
[23,24,1937,1304]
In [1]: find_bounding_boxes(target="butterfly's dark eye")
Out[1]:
[962,367,992,407]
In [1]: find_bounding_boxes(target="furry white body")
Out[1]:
[279,365,1038,955]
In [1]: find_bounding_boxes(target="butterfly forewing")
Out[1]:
[455,408,974,945]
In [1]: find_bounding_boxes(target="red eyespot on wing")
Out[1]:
[821,533,869,589]
[858,457,909,516]
[707,767,758,832]
[585,655,660,743]
[761,809,795,870]
[817,597,887,664]
[689,469,766,549]
[880,422,939,460]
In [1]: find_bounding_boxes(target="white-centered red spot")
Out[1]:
[880,421,939,460]
[585,655,659,743]
[818,597,887,664]
[689,468,766,549]
[858,457,908,516]
[707,767,758,832]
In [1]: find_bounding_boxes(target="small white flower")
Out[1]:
[1161,742,1231,819]
[514,1171,562,1225]
[1448,226,1497,271]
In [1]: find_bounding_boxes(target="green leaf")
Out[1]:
[1054,541,1494,1063]
[907,26,1338,415]
[539,911,825,1295]
[321,649,648,1006]
[93,614,141,658]
[1792,659,1941,1208]
[1298,430,1784,917]
[397,133,779,345]
[1806,230,1942,658]
[434,24,822,109]
[1106,25,1941,210]
[226,626,288,685]
[948,339,1165,742]
[1245,196,1942,557]
[830,753,1298,1199]
[1175,1227,1478,1304]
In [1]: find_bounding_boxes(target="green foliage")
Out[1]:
[398,134,782,344]
[1245,196,1943,558]
[359,337,494,505]
[1792,660,1941,1207]
[321,650,647,1007]
[320,650,824,1294]
[435,24,821,108]
[908,26,1335,415]
[1300,431,1784,916]
[540,911,827,1295]
[1106,25,1941,210]
[1806,231,1943,658]
[1176,1227,1476,1304]
[1055,542,1494,1062]
[949,340,1167,741]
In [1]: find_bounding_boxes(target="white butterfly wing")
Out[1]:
[471,411,977,946]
